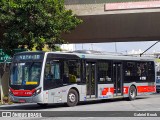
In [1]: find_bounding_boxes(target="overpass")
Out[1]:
[63,0,160,43]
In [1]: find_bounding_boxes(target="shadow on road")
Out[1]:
[78,96,149,106]
[0,103,67,110]
[0,96,150,110]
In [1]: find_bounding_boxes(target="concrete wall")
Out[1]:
[65,0,153,5]
[63,8,160,43]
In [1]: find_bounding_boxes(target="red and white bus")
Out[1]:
[9,51,156,106]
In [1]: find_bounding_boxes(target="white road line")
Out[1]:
[137,109,150,111]
[79,117,94,120]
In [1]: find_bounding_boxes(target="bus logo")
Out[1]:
[2,112,11,117]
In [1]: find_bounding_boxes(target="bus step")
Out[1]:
[113,96,124,99]
[114,93,122,96]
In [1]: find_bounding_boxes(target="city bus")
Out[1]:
[9,51,156,107]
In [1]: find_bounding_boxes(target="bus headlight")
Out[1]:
[35,88,41,95]
[9,88,13,95]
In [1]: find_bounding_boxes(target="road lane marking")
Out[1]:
[79,117,94,120]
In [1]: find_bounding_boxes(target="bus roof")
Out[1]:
[14,51,155,61]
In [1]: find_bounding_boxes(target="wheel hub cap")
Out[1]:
[130,90,135,98]
[69,93,76,102]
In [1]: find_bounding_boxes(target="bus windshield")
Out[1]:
[10,62,42,86]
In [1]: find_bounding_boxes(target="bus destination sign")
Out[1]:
[15,54,42,60]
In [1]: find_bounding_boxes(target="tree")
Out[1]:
[0,0,82,55]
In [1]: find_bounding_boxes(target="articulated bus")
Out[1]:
[9,51,156,106]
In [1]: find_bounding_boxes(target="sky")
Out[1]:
[61,41,160,54]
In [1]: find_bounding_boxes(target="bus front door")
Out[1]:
[113,63,123,96]
[86,62,97,98]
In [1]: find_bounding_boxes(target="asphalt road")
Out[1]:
[0,93,160,120]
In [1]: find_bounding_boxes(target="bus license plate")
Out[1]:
[19,99,26,103]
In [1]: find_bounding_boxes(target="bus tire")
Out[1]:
[37,103,48,107]
[67,89,78,107]
[128,86,137,101]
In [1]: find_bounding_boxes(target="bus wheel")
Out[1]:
[128,86,137,101]
[67,89,78,107]
[37,103,48,107]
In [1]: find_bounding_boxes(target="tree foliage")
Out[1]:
[0,0,82,55]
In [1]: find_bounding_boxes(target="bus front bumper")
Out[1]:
[9,93,43,103]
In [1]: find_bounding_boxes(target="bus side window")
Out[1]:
[63,61,69,83]
[63,60,81,84]
[98,61,112,83]
[137,62,148,77]
[125,62,136,76]
[44,59,62,90]
[51,63,60,80]
[44,63,52,80]
[44,62,60,80]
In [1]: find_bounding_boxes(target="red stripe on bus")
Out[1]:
[102,87,114,95]
[10,88,36,97]
[137,86,155,93]
[123,86,129,94]
[102,85,155,95]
